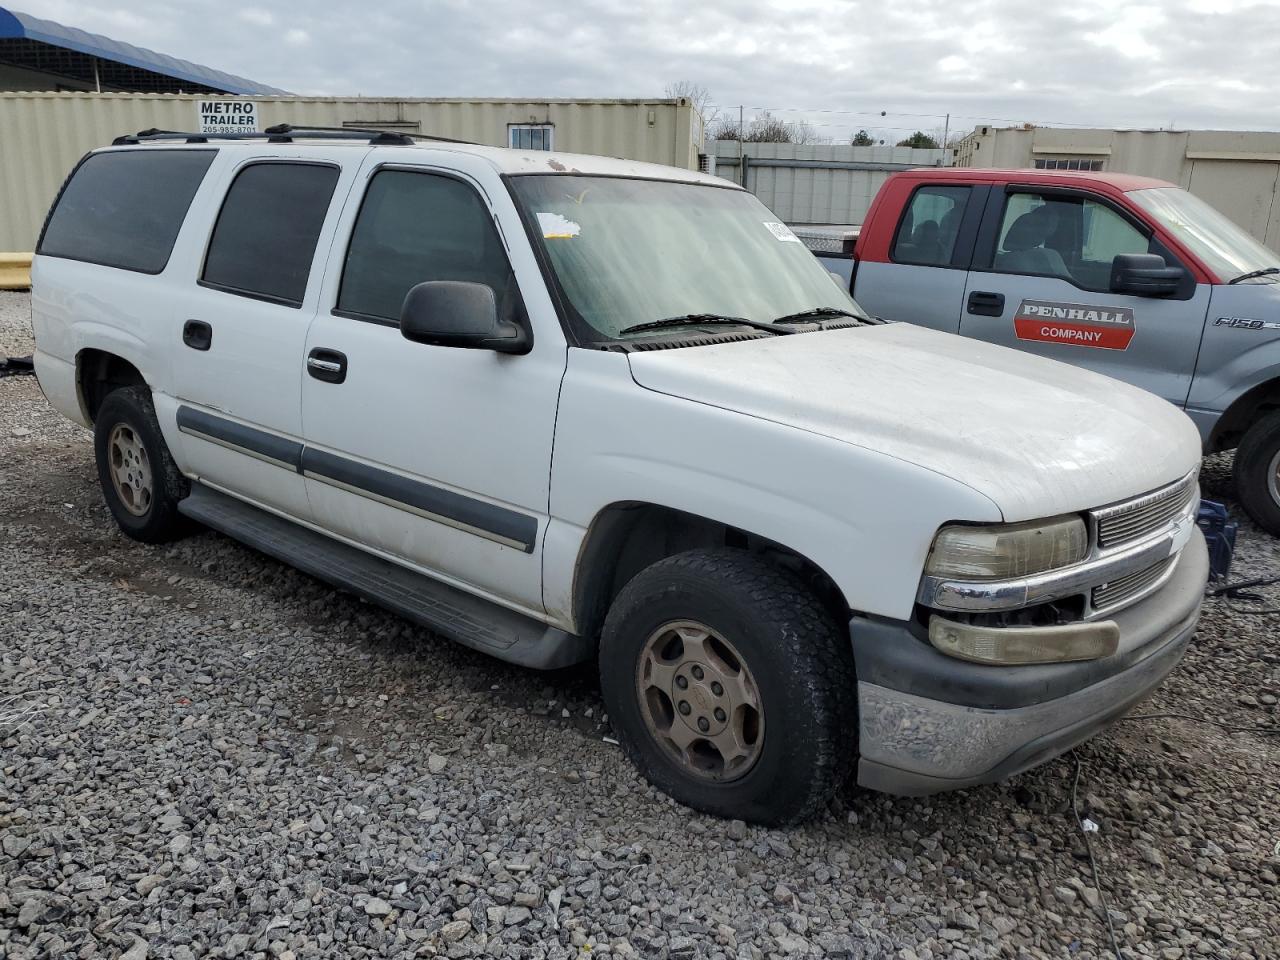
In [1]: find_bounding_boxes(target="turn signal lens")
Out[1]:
[925,516,1087,580]
[929,616,1119,665]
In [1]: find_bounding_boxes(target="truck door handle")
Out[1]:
[967,291,1005,317]
[182,319,212,350]
[306,348,347,384]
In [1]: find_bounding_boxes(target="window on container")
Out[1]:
[509,124,554,151]
[38,150,217,274]
[336,170,524,326]
[1034,158,1105,172]
[892,185,971,267]
[201,162,340,307]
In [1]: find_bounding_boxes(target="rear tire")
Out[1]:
[1233,410,1280,536]
[599,548,856,825]
[94,386,191,543]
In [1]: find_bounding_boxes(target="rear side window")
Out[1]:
[337,170,520,324]
[202,162,340,307]
[892,185,971,267]
[38,150,216,274]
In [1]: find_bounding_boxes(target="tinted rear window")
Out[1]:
[38,150,216,274]
[201,162,340,307]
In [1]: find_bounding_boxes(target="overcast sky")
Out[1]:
[23,0,1280,141]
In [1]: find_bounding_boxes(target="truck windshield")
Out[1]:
[1129,187,1280,283]
[508,174,865,341]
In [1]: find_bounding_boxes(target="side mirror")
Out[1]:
[399,280,531,355]
[1110,253,1183,298]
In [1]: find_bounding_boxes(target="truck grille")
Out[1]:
[1094,473,1197,550]
[1092,556,1177,611]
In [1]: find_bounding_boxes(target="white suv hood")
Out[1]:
[627,323,1201,522]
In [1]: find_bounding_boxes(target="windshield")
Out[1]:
[508,175,864,341]
[1129,187,1280,282]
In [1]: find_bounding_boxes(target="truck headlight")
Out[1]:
[925,515,1088,580]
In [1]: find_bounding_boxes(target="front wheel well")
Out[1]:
[571,502,849,643]
[77,349,147,424]
[1209,376,1280,452]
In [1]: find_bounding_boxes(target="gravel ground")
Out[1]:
[1,288,1278,960]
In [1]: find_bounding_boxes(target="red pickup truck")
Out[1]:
[805,168,1280,534]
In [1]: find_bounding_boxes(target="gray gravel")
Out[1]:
[2,288,1278,960]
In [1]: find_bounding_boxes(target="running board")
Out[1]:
[178,483,591,670]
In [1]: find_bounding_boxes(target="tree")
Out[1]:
[664,80,715,128]
[708,116,743,141]
[707,110,818,144]
[895,131,940,149]
[851,129,875,146]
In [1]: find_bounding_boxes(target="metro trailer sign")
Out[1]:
[1014,299,1136,350]
[196,100,259,135]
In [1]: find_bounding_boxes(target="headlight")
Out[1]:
[925,515,1087,580]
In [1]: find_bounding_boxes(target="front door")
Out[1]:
[959,187,1210,407]
[299,159,564,616]
[169,152,354,521]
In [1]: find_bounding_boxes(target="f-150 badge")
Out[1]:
[1013,299,1135,350]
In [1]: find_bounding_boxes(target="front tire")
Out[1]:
[94,386,191,543]
[599,549,856,825]
[1233,410,1280,536]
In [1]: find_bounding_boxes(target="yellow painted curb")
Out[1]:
[0,253,33,290]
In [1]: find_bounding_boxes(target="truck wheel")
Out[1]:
[599,549,856,825]
[1233,410,1280,536]
[93,386,190,543]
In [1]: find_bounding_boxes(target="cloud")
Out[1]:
[16,0,1280,136]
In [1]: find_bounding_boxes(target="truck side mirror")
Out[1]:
[399,280,531,355]
[1110,253,1184,298]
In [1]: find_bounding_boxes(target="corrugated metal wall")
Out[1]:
[0,93,702,251]
[957,126,1280,247]
[711,141,949,225]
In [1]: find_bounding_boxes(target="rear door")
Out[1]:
[959,185,1211,406]
[852,182,987,332]
[169,150,359,521]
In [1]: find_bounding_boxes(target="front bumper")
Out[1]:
[852,530,1207,796]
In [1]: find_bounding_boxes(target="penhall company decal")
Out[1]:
[1014,299,1135,350]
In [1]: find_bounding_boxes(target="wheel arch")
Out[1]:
[76,347,148,424]
[1208,374,1280,453]
[570,500,851,644]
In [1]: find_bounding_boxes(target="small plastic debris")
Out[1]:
[1081,818,1100,833]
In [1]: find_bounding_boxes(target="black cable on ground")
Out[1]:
[1068,751,1125,960]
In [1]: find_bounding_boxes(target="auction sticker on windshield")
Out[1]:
[537,212,581,239]
[763,221,801,242]
[1013,299,1136,350]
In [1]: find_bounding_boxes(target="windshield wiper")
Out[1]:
[771,306,876,324]
[617,314,793,337]
[1228,267,1280,284]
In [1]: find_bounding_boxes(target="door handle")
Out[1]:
[306,348,347,384]
[967,291,1006,317]
[183,319,212,351]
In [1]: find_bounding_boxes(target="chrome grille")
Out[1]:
[1094,473,1197,550]
[1092,556,1176,611]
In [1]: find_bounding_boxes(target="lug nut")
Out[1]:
[711,681,723,696]
[678,700,691,715]
[714,707,726,722]
[675,675,688,689]
[691,665,704,680]
[697,717,710,732]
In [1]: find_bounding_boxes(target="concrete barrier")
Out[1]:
[0,253,32,290]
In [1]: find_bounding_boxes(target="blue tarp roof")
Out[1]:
[0,6,290,95]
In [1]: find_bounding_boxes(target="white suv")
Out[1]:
[32,125,1207,824]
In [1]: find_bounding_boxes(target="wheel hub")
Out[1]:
[107,423,153,517]
[636,620,764,782]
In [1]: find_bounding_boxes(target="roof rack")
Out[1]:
[111,123,475,147]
